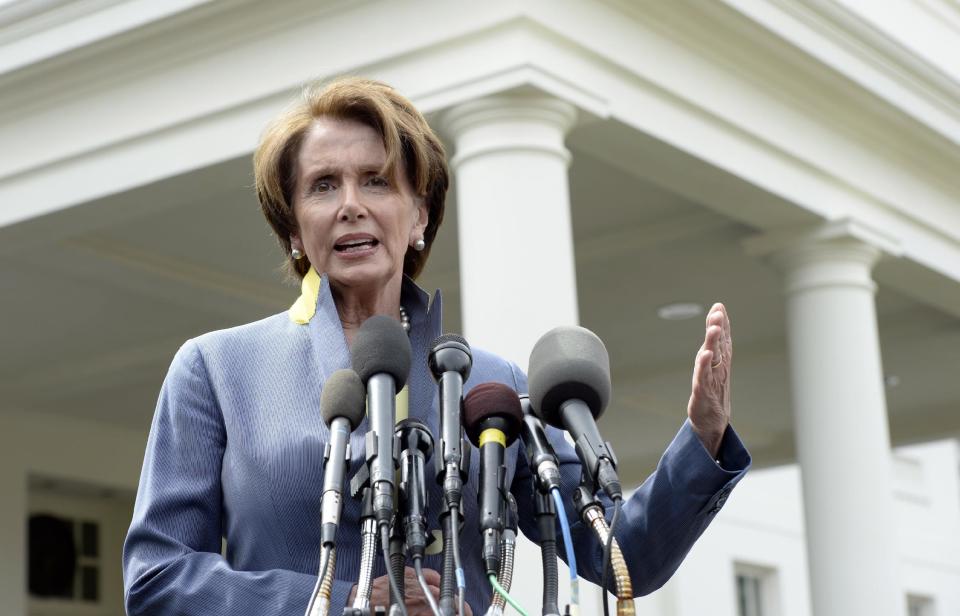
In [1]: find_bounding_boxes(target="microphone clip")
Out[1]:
[570,429,621,501]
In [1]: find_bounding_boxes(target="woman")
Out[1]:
[122,77,749,616]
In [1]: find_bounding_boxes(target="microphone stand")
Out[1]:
[397,419,440,616]
[572,476,634,616]
[388,513,405,616]
[437,499,460,616]
[349,470,379,612]
[349,433,404,615]
[486,494,518,616]
[305,547,337,616]
[436,443,471,616]
[429,335,472,616]
[518,396,562,616]
[534,488,561,616]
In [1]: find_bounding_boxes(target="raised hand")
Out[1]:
[687,302,733,458]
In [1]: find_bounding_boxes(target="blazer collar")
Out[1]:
[292,267,444,379]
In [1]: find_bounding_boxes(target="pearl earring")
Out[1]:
[291,248,303,260]
[413,238,426,252]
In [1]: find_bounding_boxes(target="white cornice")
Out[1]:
[0,0,123,38]
[718,0,960,147]
[1,0,959,309]
[0,0,223,76]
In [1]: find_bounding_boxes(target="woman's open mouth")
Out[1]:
[334,236,379,254]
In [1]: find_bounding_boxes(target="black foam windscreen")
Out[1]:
[320,369,366,430]
[350,315,412,388]
[527,325,611,426]
[432,333,469,349]
[462,382,523,447]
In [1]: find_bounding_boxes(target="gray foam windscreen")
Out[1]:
[350,315,412,388]
[527,325,611,426]
[320,369,366,429]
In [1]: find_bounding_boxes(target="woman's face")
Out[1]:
[290,118,427,296]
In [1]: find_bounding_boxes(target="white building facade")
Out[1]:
[2,2,960,616]
[638,438,960,616]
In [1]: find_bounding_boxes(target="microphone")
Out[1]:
[396,418,434,559]
[428,333,472,498]
[518,395,561,492]
[462,382,523,575]
[528,326,622,500]
[319,369,366,547]
[428,334,472,616]
[351,315,412,526]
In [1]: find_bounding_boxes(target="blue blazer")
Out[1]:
[123,275,750,615]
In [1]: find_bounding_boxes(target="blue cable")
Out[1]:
[550,486,579,609]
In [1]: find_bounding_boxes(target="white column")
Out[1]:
[441,93,579,371]
[442,93,608,614]
[749,220,904,616]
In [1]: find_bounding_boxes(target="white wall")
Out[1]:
[0,411,147,616]
[634,439,960,616]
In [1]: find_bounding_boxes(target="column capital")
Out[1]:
[744,218,902,295]
[438,92,578,170]
[744,218,901,261]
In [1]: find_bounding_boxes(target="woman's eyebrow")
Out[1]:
[303,163,339,179]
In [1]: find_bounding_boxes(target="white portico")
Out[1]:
[2,2,960,616]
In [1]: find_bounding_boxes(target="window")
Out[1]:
[26,475,135,616]
[736,572,762,616]
[28,514,101,602]
[734,563,780,616]
[907,594,935,616]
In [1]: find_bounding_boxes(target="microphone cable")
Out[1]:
[380,524,408,616]
[488,574,531,616]
[549,487,579,613]
[414,556,442,616]
[535,491,561,616]
[599,497,629,616]
[450,503,466,615]
[303,544,334,616]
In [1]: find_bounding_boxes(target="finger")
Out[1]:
[709,303,732,347]
[691,347,709,392]
[419,567,442,586]
[714,301,730,332]
[720,304,733,359]
[707,309,724,339]
[707,303,728,336]
[699,311,722,351]
[705,324,723,361]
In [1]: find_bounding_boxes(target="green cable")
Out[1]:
[489,574,532,616]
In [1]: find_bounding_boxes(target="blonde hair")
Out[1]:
[254,77,449,279]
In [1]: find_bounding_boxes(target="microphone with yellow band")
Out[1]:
[462,382,524,576]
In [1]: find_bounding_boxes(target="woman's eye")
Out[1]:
[368,176,390,188]
[311,180,334,194]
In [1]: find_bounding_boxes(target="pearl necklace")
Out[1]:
[399,305,410,334]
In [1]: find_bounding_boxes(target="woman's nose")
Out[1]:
[338,181,366,222]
